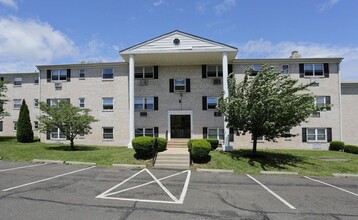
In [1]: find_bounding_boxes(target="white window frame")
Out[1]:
[102,68,114,80]
[135,127,154,137]
[315,96,326,108]
[307,128,327,142]
[34,77,39,84]
[79,98,85,108]
[14,77,22,86]
[79,69,86,79]
[282,64,289,75]
[102,97,114,111]
[34,121,38,130]
[13,121,17,131]
[34,99,39,108]
[13,99,22,109]
[174,78,186,92]
[206,65,223,78]
[135,66,154,79]
[51,127,66,140]
[251,64,261,76]
[51,69,67,81]
[207,97,218,110]
[102,127,114,140]
[304,64,324,77]
[207,128,224,140]
[49,99,69,107]
[134,97,154,111]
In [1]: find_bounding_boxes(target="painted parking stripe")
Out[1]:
[246,174,296,210]
[2,166,95,192]
[0,163,47,173]
[304,176,358,197]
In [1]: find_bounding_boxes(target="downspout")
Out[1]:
[338,62,343,141]
[37,70,41,141]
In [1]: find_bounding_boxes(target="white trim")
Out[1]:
[128,54,135,148]
[174,78,186,93]
[167,110,193,140]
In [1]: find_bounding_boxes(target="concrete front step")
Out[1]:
[154,164,189,169]
[154,147,190,169]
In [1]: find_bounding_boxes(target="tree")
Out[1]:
[17,100,34,142]
[218,65,320,155]
[0,80,9,119]
[38,100,98,150]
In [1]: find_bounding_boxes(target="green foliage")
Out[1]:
[189,139,211,162]
[206,138,219,150]
[218,65,317,154]
[329,141,345,151]
[38,101,98,150]
[16,100,34,143]
[344,145,358,154]
[132,136,153,158]
[157,137,167,152]
[0,80,9,119]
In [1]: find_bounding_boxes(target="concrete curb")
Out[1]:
[333,173,358,178]
[196,168,234,173]
[33,159,64,164]
[112,164,146,169]
[65,161,96,166]
[260,171,299,175]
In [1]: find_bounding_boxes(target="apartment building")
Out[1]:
[0,30,348,149]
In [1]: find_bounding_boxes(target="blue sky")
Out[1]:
[0,0,357,79]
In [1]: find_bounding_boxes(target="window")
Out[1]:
[49,98,69,107]
[251,135,264,141]
[51,69,67,81]
[103,68,113,79]
[13,121,17,131]
[174,78,186,92]
[251,65,261,76]
[304,64,323,77]
[282,65,289,75]
[207,65,223,77]
[13,99,22,109]
[315,96,326,108]
[207,97,218,110]
[135,128,154,137]
[208,128,224,140]
[14,77,22,86]
[79,69,85,79]
[79,98,85,108]
[34,99,39,108]
[103,127,114,139]
[0,121,3,132]
[307,128,326,142]
[34,77,39,84]
[34,121,38,130]
[102,98,113,110]
[135,66,154,79]
[0,103,3,112]
[51,127,66,139]
[135,97,154,111]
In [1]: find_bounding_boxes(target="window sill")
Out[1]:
[13,85,22,87]
[304,76,325,78]
[51,80,67,83]
[102,110,114,112]
[307,141,327,143]
[79,78,85,80]
[102,139,114,142]
[102,79,114,81]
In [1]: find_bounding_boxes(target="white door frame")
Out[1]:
[167,110,193,141]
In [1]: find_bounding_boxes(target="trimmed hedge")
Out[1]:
[329,141,345,151]
[206,139,219,150]
[344,145,358,154]
[188,139,211,162]
[132,136,153,158]
[157,137,167,152]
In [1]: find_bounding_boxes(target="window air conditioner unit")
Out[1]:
[213,78,222,85]
[139,79,148,86]
[55,82,62,89]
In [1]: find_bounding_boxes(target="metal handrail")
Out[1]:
[152,138,158,166]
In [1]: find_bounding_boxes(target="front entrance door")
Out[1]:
[170,115,191,138]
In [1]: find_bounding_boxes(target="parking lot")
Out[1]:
[0,161,357,220]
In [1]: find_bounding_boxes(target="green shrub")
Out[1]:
[157,137,167,152]
[329,141,345,151]
[344,145,358,154]
[190,139,211,162]
[206,139,219,150]
[17,100,34,143]
[132,136,153,158]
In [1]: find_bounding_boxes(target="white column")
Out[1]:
[128,54,135,148]
[222,52,231,151]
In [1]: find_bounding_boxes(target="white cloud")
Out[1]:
[214,0,236,15]
[196,1,208,13]
[153,0,164,7]
[0,0,17,9]
[0,17,78,72]
[318,0,340,12]
[238,39,358,79]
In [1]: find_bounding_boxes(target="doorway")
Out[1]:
[170,115,191,138]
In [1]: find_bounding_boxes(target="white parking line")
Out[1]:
[246,174,296,210]
[0,163,47,172]
[2,166,96,192]
[304,176,358,197]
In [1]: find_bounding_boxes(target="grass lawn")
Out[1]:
[193,149,358,176]
[0,137,150,167]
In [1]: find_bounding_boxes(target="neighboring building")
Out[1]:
[341,80,358,145]
[0,30,349,149]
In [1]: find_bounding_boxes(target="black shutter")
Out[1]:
[299,64,304,78]
[326,96,331,111]
[229,127,234,142]
[154,97,158,110]
[202,96,207,110]
[302,128,307,142]
[47,70,51,82]
[46,99,51,106]
[203,127,207,139]
[169,79,174,93]
[67,69,71,82]
[202,65,207,78]
[154,127,159,137]
[65,98,70,104]
[228,64,233,73]
[186,79,190,92]
[0,77,4,81]
[327,128,332,142]
[46,130,51,140]
[324,63,329,78]
[154,66,158,79]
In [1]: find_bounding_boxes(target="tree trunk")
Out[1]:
[70,138,75,151]
[252,136,257,156]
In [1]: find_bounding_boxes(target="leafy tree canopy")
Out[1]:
[17,99,34,143]
[0,81,9,119]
